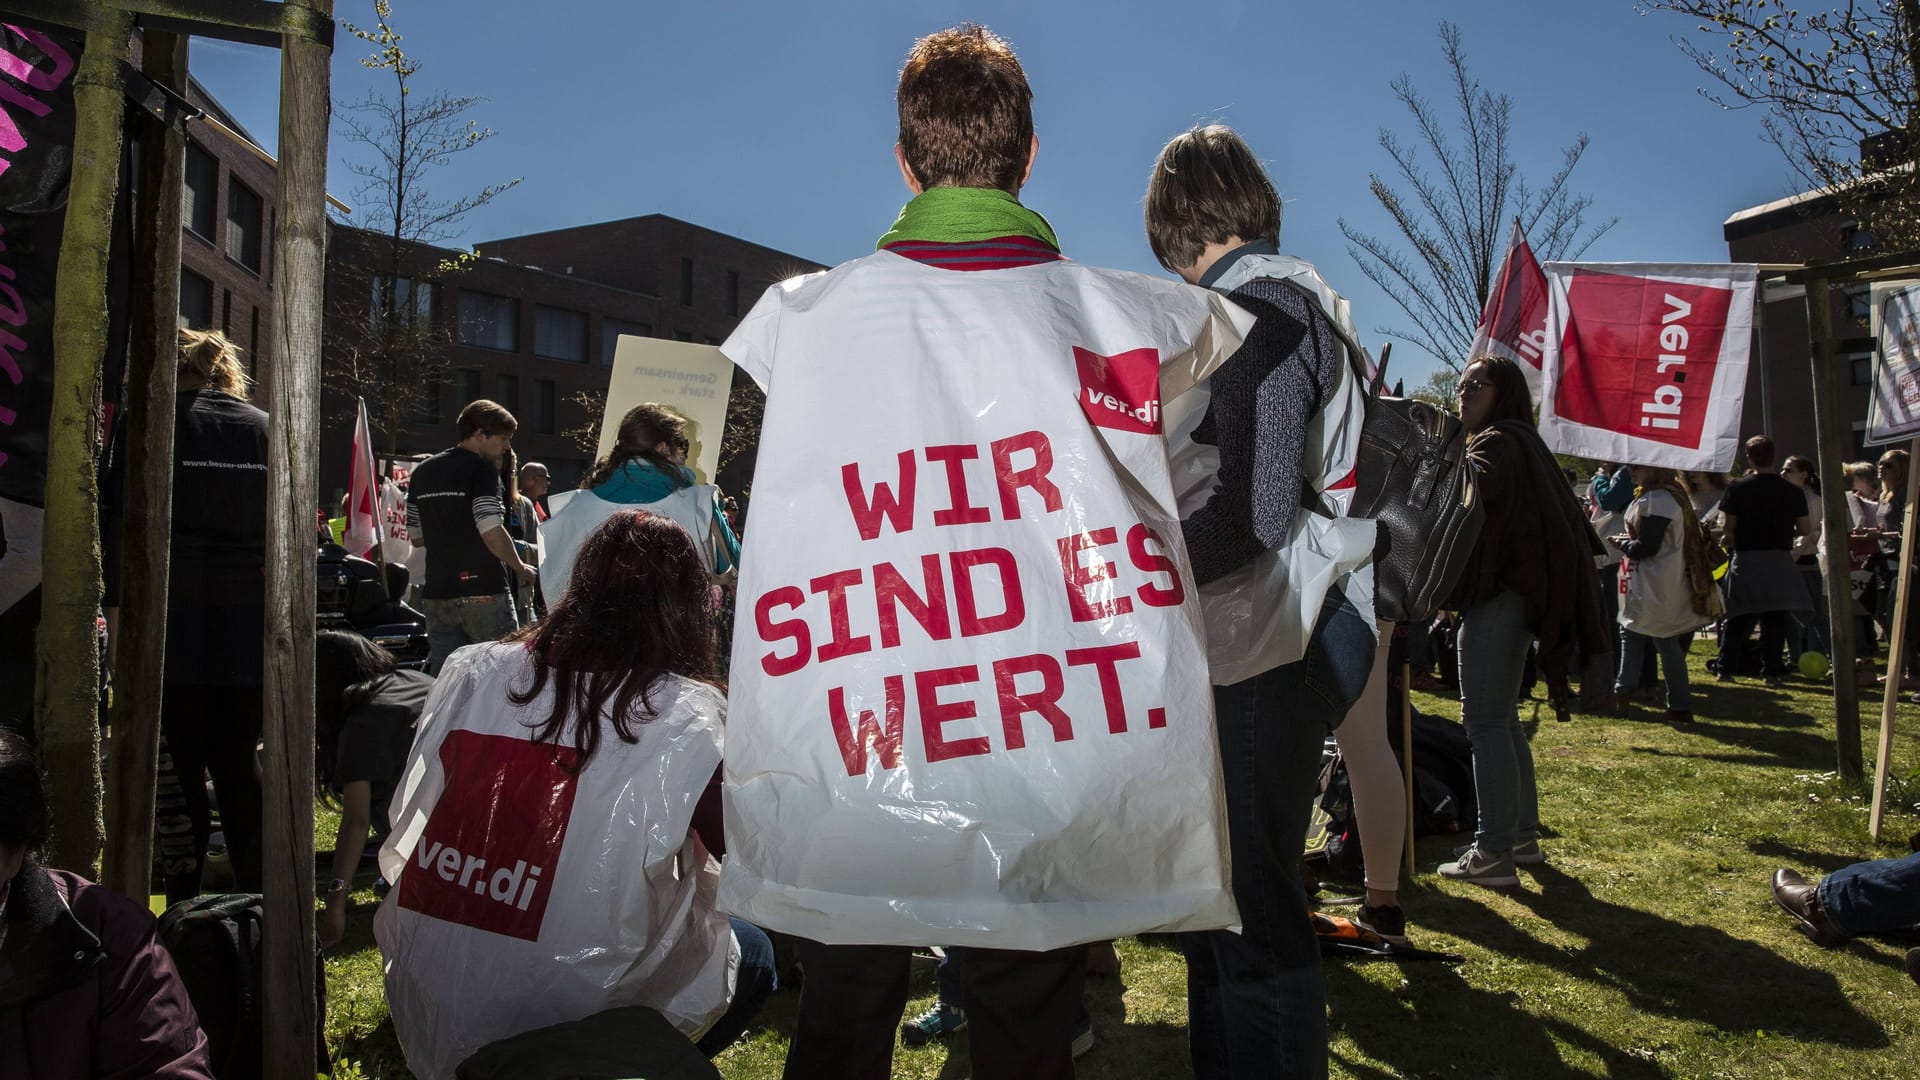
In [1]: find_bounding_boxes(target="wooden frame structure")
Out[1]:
[18,2,333,1075]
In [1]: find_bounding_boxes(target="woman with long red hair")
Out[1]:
[376,511,774,1078]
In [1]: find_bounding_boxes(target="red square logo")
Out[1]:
[1074,347,1162,435]
[395,730,579,941]
[1554,271,1733,448]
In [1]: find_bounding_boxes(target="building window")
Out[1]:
[371,275,436,329]
[221,290,233,335]
[454,368,482,409]
[412,381,441,424]
[601,319,651,366]
[183,141,217,240]
[533,379,556,434]
[680,258,694,306]
[1848,287,1872,323]
[227,180,264,273]
[533,305,588,363]
[727,270,740,316]
[457,291,519,350]
[674,330,693,342]
[179,269,212,328]
[1852,354,1874,386]
[494,373,520,413]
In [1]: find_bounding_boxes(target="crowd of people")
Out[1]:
[9,21,1920,1080]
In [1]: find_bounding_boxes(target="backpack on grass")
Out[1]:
[157,893,327,1079]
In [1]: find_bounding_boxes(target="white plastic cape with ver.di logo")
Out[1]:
[717,250,1252,950]
[375,642,737,1080]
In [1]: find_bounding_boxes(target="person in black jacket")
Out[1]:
[159,329,270,905]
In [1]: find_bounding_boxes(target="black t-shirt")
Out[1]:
[334,668,433,837]
[167,389,269,685]
[1721,472,1808,552]
[409,447,507,599]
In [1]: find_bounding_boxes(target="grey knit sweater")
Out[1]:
[1181,276,1343,586]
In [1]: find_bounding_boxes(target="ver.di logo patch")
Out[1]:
[1074,346,1162,435]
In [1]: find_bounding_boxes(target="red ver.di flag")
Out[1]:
[1538,262,1756,471]
[719,253,1251,950]
[1467,219,1551,399]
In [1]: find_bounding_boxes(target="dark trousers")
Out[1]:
[1721,611,1789,678]
[783,939,1085,1080]
[696,918,778,1056]
[160,682,264,904]
[1179,594,1373,1080]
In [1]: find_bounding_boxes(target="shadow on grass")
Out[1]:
[1747,839,1880,876]
[1417,864,1886,1050]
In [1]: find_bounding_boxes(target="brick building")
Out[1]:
[178,78,281,389]
[1724,189,1881,468]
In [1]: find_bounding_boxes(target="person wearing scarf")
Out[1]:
[1438,356,1611,888]
[1608,465,1720,724]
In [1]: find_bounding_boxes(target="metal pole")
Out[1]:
[260,1,332,1073]
[39,6,130,877]
[1806,276,1866,779]
[1870,434,1920,837]
[102,28,186,902]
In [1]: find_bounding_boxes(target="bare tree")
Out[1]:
[1408,366,1460,408]
[327,0,520,454]
[1339,22,1616,372]
[1642,0,1920,249]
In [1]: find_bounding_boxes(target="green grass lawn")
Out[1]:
[322,647,1920,1078]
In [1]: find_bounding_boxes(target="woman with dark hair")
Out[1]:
[1783,454,1830,658]
[0,732,213,1078]
[315,629,433,949]
[1438,356,1610,887]
[375,511,773,1079]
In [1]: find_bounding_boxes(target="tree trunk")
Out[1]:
[1806,275,1865,780]
[39,8,131,878]
[101,29,186,902]
[260,3,332,1073]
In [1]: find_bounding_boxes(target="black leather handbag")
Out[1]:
[1348,394,1483,625]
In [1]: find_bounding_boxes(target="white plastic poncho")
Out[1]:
[538,483,720,605]
[375,642,736,1080]
[1618,487,1711,639]
[716,249,1251,950]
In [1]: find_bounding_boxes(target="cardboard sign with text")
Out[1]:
[1866,280,1920,447]
[602,337,732,484]
[1539,262,1756,471]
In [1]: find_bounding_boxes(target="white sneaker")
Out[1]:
[1438,846,1519,887]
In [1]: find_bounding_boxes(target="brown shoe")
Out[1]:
[1772,868,1848,946]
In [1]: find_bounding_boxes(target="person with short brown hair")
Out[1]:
[1716,433,1813,685]
[894,23,1034,193]
[406,399,536,673]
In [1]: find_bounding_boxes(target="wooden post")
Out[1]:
[1806,275,1866,779]
[260,2,331,1073]
[39,7,131,877]
[101,29,186,902]
[1401,657,1416,881]
[1870,433,1920,838]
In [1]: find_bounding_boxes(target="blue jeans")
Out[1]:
[1179,592,1374,1080]
[696,918,778,1056]
[1818,852,1920,937]
[1615,631,1694,711]
[422,593,518,674]
[1458,590,1537,854]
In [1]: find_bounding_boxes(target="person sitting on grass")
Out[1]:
[1772,855,1920,984]
[375,511,774,1079]
[0,730,214,1078]
[315,628,433,949]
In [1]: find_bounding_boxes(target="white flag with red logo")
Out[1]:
[344,398,379,558]
[1538,262,1757,471]
[1468,220,1552,398]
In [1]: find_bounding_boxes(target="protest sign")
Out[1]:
[1538,262,1757,471]
[1468,220,1551,399]
[716,253,1249,950]
[602,337,731,484]
[1865,280,1920,447]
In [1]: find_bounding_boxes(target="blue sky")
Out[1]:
[189,0,1799,392]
